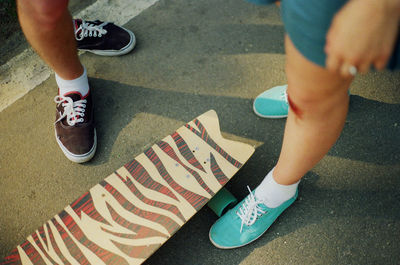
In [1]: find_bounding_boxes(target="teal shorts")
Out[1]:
[248,0,400,70]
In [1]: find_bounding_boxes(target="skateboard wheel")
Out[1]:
[207,188,237,217]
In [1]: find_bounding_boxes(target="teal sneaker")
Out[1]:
[209,186,298,249]
[253,85,288,118]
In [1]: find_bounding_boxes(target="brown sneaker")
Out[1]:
[54,91,97,163]
[74,19,136,56]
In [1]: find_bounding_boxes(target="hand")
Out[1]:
[325,0,400,77]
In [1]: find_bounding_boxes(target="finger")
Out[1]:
[324,41,332,55]
[324,33,335,56]
[357,61,371,74]
[325,16,339,54]
[373,55,389,70]
[326,54,342,73]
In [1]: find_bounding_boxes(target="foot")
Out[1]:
[74,19,136,56]
[54,91,97,163]
[209,186,297,249]
[253,85,289,118]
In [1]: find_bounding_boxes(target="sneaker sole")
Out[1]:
[252,100,288,119]
[79,28,136,56]
[209,225,269,249]
[55,129,97,163]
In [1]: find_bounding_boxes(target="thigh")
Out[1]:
[281,0,348,68]
[282,0,400,71]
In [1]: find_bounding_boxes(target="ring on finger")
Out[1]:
[348,65,358,76]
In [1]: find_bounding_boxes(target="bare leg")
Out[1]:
[273,35,352,185]
[17,0,83,79]
[209,34,355,250]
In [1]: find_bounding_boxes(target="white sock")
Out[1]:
[55,67,89,97]
[255,168,299,208]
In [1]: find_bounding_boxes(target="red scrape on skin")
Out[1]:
[287,93,302,118]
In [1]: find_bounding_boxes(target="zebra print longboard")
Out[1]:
[1,110,255,265]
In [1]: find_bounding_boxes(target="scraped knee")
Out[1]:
[287,93,303,118]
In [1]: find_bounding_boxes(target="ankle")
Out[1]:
[56,66,89,97]
[273,166,302,185]
[55,63,84,81]
[255,168,299,208]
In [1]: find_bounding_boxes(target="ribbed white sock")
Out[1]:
[255,168,299,208]
[55,67,89,97]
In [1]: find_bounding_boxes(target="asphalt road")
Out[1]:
[1,0,399,264]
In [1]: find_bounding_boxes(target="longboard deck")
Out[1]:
[1,110,255,265]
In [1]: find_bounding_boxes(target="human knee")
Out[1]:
[18,0,69,30]
[286,83,348,119]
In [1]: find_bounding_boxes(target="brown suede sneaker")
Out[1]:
[74,19,136,56]
[54,91,97,163]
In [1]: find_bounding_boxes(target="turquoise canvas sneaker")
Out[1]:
[209,187,298,249]
[253,85,289,118]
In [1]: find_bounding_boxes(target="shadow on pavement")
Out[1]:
[83,78,400,264]
[90,79,400,168]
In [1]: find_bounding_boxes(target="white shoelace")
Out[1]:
[54,96,87,126]
[75,20,108,41]
[282,89,288,105]
[237,186,267,233]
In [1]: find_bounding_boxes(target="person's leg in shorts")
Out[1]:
[17,0,135,163]
[210,32,353,247]
[210,0,399,248]
[209,31,352,247]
